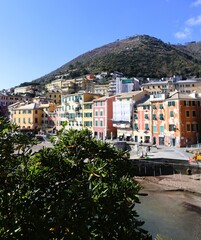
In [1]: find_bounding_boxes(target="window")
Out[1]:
[95,111,98,116]
[22,110,26,114]
[84,113,92,117]
[192,101,195,106]
[153,126,157,133]
[159,104,163,109]
[170,111,174,117]
[35,118,38,123]
[160,126,164,132]
[145,123,149,130]
[186,111,190,117]
[191,124,198,132]
[192,111,196,117]
[143,105,149,110]
[35,110,38,114]
[144,114,148,119]
[152,105,156,109]
[18,118,20,123]
[28,110,31,114]
[100,120,103,126]
[153,114,157,120]
[159,114,164,120]
[168,101,175,106]
[95,120,98,126]
[184,101,191,106]
[134,114,138,119]
[186,124,191,131]
[84,121,92,127]
[134,123,138,130]
[100,111,103,116]
[169,124,175,131]
[23,118,26,124]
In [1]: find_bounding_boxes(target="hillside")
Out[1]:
[32,35,201,85]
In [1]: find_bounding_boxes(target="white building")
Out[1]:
[109,77,140,96]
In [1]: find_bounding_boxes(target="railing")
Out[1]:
[189,143,201,148]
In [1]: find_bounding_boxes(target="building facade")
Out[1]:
[93,95,117,140]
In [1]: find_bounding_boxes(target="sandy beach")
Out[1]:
[135,173,201,195]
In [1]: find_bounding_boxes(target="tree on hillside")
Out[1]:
[0,120,151,240]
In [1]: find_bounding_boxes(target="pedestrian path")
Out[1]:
[129,145,194,161]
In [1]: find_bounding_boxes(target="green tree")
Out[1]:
[0,121,151,240]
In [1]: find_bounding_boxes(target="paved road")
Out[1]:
[31,140,53,152]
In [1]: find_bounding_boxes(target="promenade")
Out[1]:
[129,144,194,160]
[130,145,201,196]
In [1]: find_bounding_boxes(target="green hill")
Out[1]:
[32,35,201,85]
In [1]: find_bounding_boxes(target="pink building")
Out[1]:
[93,96,117,140]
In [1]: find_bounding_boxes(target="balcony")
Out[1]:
[112,120,130,124]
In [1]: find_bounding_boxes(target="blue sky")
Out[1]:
[0,0,201,90]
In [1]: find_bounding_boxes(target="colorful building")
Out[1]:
[56,92,102,131]
[134,92,201,147]
[9,103,57,133]
[113,91,149,140]
[93,95,117,140]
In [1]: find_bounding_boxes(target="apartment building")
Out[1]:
[132,91,201,147]
[82,101,93,132]
[14,85,37,95]
[141,80,174,94]
[112,91,148,140]
[93,95,117,140]
[0,94,32,106]
[45,91,61,104]
[0,94,32,118]
[55,92,102,131]
[133,98,152,144]
[94,84,109,96]
[174,79,201,94]
[108,77,139,96]
[10,103,57,133]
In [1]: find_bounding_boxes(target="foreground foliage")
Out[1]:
[0,118,151,239]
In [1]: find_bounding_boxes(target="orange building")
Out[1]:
[131,91,201,147]
[10,102,57,133]
[150,92,201,147]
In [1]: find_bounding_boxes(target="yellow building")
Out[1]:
[10,103,57,133]
[141,80,174,94]
[45,91,61,104]
[45,79,63,91]
[82,101,93,132]
[94,84,109,96]
[45,78,80,93]
[174,79,201,94]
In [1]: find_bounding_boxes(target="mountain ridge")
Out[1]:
[31,35,201,86]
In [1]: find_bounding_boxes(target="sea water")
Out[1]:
[136,184,201,240]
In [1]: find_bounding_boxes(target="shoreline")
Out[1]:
[135,173,201,196]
